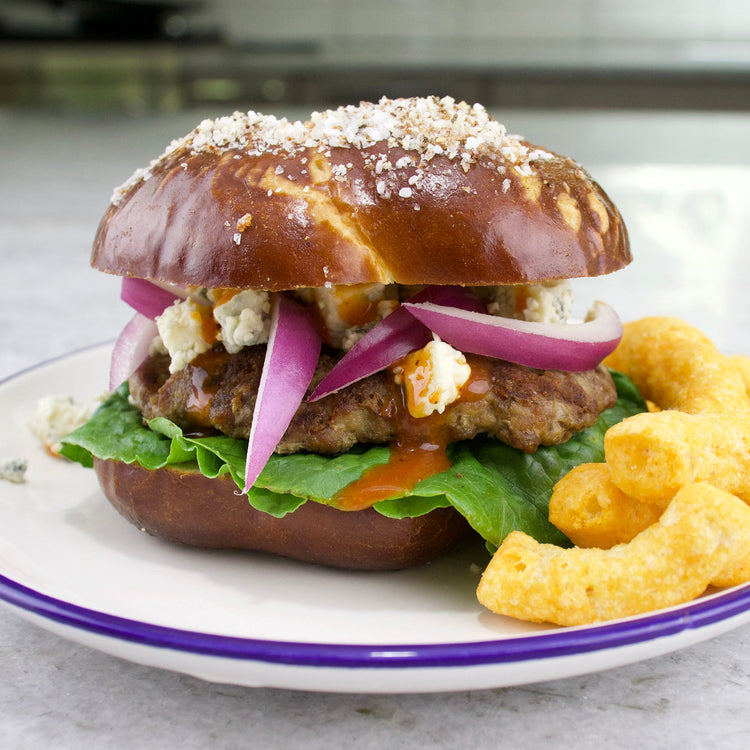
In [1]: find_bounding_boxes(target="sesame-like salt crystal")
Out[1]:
[236,213,252,231]
[331,164,348,180]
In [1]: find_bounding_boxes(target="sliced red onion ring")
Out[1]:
[121,277,181,320]
[243,295,322,493]
[402,300,623,372]
[109,312,159,391]
[307,285,485,402]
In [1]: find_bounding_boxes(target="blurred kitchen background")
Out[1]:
[3,0,750,373]
[3,0,750,113]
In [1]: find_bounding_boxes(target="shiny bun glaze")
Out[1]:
[92,97,630,290]
[94,459,471,570]
[89,97,631,570]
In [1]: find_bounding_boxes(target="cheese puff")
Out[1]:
[548,463,663,549]
[605,410,750,504]
[712,557,750,588]
[603,317,749,414]
[477,483,750,626]
[728,354,750,399]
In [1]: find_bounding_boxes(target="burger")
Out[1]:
[61,96,642,570]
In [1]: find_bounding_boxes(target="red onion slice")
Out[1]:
[109,313,159,391]
[243,295,322,493]
[402,300,623,372]
[308,286,484,401]
[121,277,181,320]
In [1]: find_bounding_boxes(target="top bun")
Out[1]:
[92,96,630,291]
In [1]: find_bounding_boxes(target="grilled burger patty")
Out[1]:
[129,345,617,455]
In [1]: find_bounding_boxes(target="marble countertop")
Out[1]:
[2,105,750,748]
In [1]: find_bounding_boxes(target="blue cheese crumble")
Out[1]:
[393,338,472,418]
[28,395,93,455]
[155,298,214,374]
[0,457,27,484]
[210,289,272,354]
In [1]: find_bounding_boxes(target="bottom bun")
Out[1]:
[93,458,472,570]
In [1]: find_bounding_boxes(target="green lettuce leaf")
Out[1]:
[60,371,646,547]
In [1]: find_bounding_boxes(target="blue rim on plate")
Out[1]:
[2,571,750,668]
[3,345,750,672]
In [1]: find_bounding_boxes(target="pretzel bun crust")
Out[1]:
[94,459,471,570]
[92,97,630,290]
[87,97,631,571]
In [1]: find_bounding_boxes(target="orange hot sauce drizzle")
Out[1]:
[198,304,221,346]
[334,440,452,512]
[337,296,380,328]
[211,287,240,307]
[182,294,235,428]
[185,346,230,427]
[334,284,384,328]
[332,355,492,511]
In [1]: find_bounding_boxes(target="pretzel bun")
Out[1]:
[94,459,470,570]
[84,97,632,572]
[92,97,630,290]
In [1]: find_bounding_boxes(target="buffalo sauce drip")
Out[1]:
[185,345,230,430]
[333,355,492,511]
[307,286,388,347]
[184,304,223,427]
[336,292,381,328]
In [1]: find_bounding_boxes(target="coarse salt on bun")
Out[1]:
[92,96,630,291]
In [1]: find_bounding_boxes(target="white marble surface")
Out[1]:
[2,105,750,747]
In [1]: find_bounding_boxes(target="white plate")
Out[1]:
[2,345,750,694]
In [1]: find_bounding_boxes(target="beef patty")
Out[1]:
[129,345,617,454]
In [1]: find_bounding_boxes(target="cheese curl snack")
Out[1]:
[477,483,750,626]
[548,463,663,548]
[604,410,750,504]
[603,317,749,414]
[728,354,750,399]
